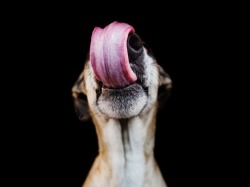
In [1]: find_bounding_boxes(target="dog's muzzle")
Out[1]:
[90,21,144,89]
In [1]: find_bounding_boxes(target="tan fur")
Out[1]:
[83,106,166,187]
[73,48,171,187]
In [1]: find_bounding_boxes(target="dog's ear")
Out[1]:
[158,65,172,109]
[72,72,90,121]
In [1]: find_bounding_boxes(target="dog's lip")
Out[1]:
[97,79,147,90]
[95,61,147,98]
[95,73,139,90]
[96,79,148,98]
[101,82,144,90]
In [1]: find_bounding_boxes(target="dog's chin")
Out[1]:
[97,83,148,119]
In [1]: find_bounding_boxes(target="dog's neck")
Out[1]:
[90,105,159,187]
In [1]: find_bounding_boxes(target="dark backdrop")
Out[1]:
[47,15,211,187]
[12,8,225,187]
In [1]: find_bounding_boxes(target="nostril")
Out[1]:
[128,33,142,51]
[127,33,143,62]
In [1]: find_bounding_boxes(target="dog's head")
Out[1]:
[72,21,172,120]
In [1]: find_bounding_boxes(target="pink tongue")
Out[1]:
[90,21,137,88]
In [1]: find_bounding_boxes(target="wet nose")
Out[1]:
[127,33,143,63]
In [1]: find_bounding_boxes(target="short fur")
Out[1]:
[72,35,172,187]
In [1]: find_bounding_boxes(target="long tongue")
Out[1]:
[90,21,137,88]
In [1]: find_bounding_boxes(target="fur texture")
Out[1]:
[72,25,172,187]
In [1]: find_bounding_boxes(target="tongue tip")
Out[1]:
[123,70,137,84]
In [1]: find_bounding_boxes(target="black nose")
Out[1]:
[127,33,143,62]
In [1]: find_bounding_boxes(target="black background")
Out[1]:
[8,4,232,187]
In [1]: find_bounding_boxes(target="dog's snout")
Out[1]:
[127,33,143,62]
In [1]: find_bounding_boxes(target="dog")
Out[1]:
[72,21,172,187]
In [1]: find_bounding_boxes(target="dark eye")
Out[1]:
[78,93,87,101]
[158,85,172,110]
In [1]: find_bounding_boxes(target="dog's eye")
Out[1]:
[78,93,87,101]
[158,85,171,110]
[73,93,90,121]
